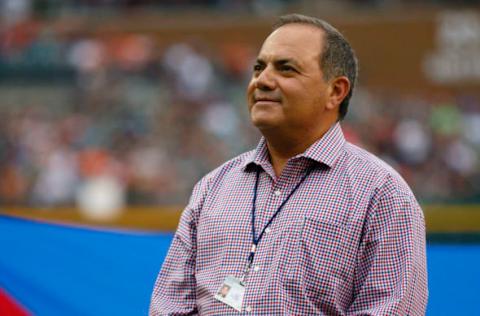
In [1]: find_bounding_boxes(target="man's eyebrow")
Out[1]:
[255,58,301,67]
[275,59,300,67]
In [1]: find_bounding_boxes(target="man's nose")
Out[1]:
[254,66,276,91]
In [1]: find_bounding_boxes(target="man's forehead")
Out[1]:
[257,24,323,61]
[270,23,324,37]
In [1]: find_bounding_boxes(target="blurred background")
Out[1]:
[0,0,480,218]
[0,1,479,315]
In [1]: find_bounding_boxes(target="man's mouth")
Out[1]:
[253,96,281,105]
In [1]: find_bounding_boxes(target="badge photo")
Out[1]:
[214,275,246,312]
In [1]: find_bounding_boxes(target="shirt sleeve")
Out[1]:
[347,188,428,315]
[149,177,209,316]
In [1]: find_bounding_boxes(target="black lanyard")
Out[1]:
[243,166,313,279]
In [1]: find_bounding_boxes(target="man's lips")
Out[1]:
[253,98,281,105]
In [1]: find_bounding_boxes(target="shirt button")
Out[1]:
[246,306,253,312]
[253,265,260,272]
[265,227,271,233]
[274,190,281,196]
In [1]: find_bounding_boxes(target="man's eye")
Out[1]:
[253,64,263,72]
[280,65,294,72]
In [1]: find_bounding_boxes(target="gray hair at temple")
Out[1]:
[273,13,358,121]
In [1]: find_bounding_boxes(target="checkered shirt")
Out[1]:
[150,123,428,315]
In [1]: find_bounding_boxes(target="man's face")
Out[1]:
[247,24,331,134]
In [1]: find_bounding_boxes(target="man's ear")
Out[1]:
[326,76,350,111]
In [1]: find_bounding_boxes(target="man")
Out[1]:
[150,13,428,315]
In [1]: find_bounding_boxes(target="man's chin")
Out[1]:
[249,107,284,129]
[250,117,281,130]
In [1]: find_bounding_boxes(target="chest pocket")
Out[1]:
[300,217,350,280]
[279,216,351,300]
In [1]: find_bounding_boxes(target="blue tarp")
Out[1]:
[0,215,171,316]
[427,243,480,315]
[0,214,479,315]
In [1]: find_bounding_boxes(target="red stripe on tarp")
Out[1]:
[0,288,29,316]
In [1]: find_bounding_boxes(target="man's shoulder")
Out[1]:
[343,142,414,197]
[198,149,255,188]
[186,149,255,210]
[343,142,398,176]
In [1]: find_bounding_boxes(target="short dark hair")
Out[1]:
[273,14,358,120]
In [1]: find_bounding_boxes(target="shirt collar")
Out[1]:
[242,123,346,171]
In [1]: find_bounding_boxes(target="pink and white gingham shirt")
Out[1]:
[150,123,428,315]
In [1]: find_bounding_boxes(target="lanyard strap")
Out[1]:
[247,166,313,266]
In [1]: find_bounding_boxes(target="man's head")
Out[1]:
[247,14,358,139]
[273,14,358,120]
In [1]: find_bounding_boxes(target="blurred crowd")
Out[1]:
[1,0,476,23]
[0,17,261,208]
[0,0,295,21]
[0,12,479,209]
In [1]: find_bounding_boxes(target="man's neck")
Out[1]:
[267,147,294,178]
[264,123,335,177]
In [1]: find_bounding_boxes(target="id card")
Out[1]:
[214,275,245,311]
